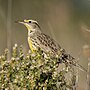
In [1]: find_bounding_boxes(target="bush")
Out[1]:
[0,44,77,90]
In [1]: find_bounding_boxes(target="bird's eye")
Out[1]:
[29,21,31,23]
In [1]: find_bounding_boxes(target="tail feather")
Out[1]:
[72,62,87,72]
[61,53,87,72]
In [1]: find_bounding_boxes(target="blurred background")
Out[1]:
[0,0,90,89]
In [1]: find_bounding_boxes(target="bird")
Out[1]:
[16,19,87,72]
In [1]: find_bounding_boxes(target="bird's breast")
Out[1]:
[28,36,39,51]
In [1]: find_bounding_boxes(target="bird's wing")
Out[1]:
[36,32,87,72]
[36,32,61,53]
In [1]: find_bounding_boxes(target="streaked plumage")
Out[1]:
[17,19,87,72]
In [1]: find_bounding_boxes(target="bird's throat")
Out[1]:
[24,23,31,31]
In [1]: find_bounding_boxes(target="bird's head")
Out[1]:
[17,19,41,32]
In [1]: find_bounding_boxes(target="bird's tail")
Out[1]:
[71,61,87,72]
[61,53,87,72]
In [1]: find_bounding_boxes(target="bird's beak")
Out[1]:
[15,20,31,31]
[15,20,25,24]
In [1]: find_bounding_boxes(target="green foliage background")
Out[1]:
[0,45,76,90]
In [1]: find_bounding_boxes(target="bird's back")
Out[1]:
[36,32,61,54]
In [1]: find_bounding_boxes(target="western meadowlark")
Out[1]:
[17,19,87,72]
